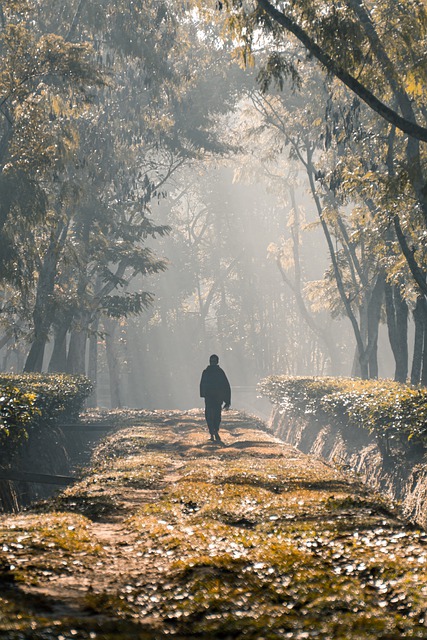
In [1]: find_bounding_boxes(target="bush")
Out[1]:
[259,376,427,450]
[0,385,39,451]
[0,374,93,457]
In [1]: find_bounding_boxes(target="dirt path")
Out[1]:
[1,409,427,639]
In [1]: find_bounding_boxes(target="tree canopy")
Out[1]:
[1,0,427,403]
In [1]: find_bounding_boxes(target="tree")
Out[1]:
[229,80,388,379]
[207,0,427,301]
[0,2,249,412]
[10,2,204,377]
[268,185,343,374]
[0,2,102,285]
[213,0,427,141]
[221,0,427,383]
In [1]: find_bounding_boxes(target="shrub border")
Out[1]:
[259,376,427,455]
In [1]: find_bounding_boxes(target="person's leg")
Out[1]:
[212,402,222,441]
[205,399,216,440]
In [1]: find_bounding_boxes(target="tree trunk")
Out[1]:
[24,221,68,372]
[351,346,361,378]
[366,271,385,379]
[24,268,56,372]
[24,335,46,373]
[48,329,68,373]
[306,153,368,378]
[395,287,409,383]
[104,317,121,409]
[385,282,409,383]
[48,312,73,373]
[2,345,10,371]
[357,300,369,378]
[66,312,90,375]
[411,295,425,385]
[86,315,99,408]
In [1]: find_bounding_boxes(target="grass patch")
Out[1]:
[1,409,427,639]
[0,512,102,585]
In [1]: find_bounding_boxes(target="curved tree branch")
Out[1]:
[257,0,427,142]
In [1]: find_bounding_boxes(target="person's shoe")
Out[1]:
[215,433,222,442]
[209,435,215,442]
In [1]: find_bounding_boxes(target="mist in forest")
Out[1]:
[0,0,425,413]
[92,165,400,414]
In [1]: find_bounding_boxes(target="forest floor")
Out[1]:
[1,409,427,639]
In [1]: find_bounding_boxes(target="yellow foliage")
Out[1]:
[405,71,426,98]
[267,242,279,257]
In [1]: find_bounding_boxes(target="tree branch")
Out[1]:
[66,0,86,42]
[257,0,427,142]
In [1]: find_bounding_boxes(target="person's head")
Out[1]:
[209,354,219,365]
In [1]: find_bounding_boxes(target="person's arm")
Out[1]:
[200,370,207,398]
[222,371,231,408]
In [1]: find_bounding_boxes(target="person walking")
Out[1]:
[200,354,231,442]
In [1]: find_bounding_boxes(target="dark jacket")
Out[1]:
[200,364,231,405]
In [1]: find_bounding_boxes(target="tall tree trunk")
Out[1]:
[24,220,68,372]
[86,315,99,408]
[305,152,369,378]
[104,317,121,409]
[366,272,385,379]
[385,282,409,383]
[48,327,67,373]
[395,287,409,383]
[351,346,361,378]
[2,346,10,371]
[66,312,90,375]
[357,301,369,377]
[411,295,425,385]
[24,268,56,372]
[23,335,46,373]
[48,312,73,373]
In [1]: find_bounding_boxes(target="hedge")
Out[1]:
[0,373,93,454]
[259,376,427,450]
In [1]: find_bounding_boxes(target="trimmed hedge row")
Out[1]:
[259,376,427,450]
[0,374,93,455]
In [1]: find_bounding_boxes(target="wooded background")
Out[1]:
[0,0,426,408]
